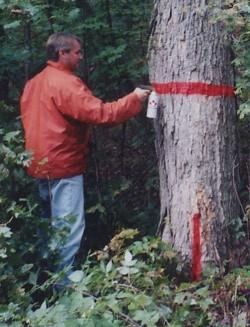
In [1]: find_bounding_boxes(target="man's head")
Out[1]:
[46,32,83,71]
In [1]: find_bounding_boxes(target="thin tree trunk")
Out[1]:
[46,0,55,34]
[0,26,9,101]
[149,0,239,267]
[24,20,31,82]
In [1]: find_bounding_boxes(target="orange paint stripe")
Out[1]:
[152,82,235,97]
[192,213,201,281]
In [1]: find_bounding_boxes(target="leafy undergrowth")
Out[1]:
[1,229,249,327]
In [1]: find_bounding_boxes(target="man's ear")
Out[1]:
[58,49,66,58]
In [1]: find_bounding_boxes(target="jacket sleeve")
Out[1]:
[53,76,142,124]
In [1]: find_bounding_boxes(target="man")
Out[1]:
[20,32,150,284]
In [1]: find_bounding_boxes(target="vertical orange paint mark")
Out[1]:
[192,213,201,281]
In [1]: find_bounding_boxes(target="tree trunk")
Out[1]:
[148,0,239,269]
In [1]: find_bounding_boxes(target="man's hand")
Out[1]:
[134,87,151,102]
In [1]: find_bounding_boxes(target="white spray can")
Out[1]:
[146,91,159,119]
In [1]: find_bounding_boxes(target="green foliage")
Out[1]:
[0,100,67,326]
[215,0,250,119]
[0,0,152,98]
[0,102,38,319]
[227,215,248,240]
[1,230,249,326]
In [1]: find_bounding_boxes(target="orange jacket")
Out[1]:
[20,61,142,179]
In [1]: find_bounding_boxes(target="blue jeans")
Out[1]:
[37,174,85,275]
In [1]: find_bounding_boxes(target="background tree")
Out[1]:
[149,0,240,272]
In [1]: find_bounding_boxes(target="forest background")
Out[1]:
[0,0,249,326]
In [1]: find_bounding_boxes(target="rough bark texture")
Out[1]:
[149,0,239,265]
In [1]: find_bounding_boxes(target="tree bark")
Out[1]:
[148,0,239,267]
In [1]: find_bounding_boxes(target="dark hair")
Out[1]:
[46,32,81,61]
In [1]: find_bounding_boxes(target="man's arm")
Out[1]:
[54,78,150,124]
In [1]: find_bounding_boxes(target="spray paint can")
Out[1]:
[146,91,159,119]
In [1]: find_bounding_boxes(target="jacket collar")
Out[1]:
[47,60,73,74]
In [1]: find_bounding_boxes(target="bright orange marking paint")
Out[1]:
[152,82,235,97]
[192,213,201,281]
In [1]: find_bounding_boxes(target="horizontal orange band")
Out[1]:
[152,82,235,97]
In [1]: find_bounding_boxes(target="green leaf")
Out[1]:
[132,309,146,321]
[21,264,33,274]
[122,250,137,267]
[233,311,247,327]
[129,267,139,274]
[117,266,130,275]
[0,248,7,258]
[189,298,197,306]
[31,300,47,319]
[0,226,12,238]
[65,320,80,327]
[128,294,152,310]
[65,293,95,313]
[125,250,132,261]
[195,286,209,297]
[106,260,113,273]
[86,203,106,214]
[4,21,21,30]
[133,310,160,326]
[68,8,80,20]
[199,297,214,311]
[68,270,84,283]
[28,271,38,285]
[174,292,187,304]
[116,292,133,299]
